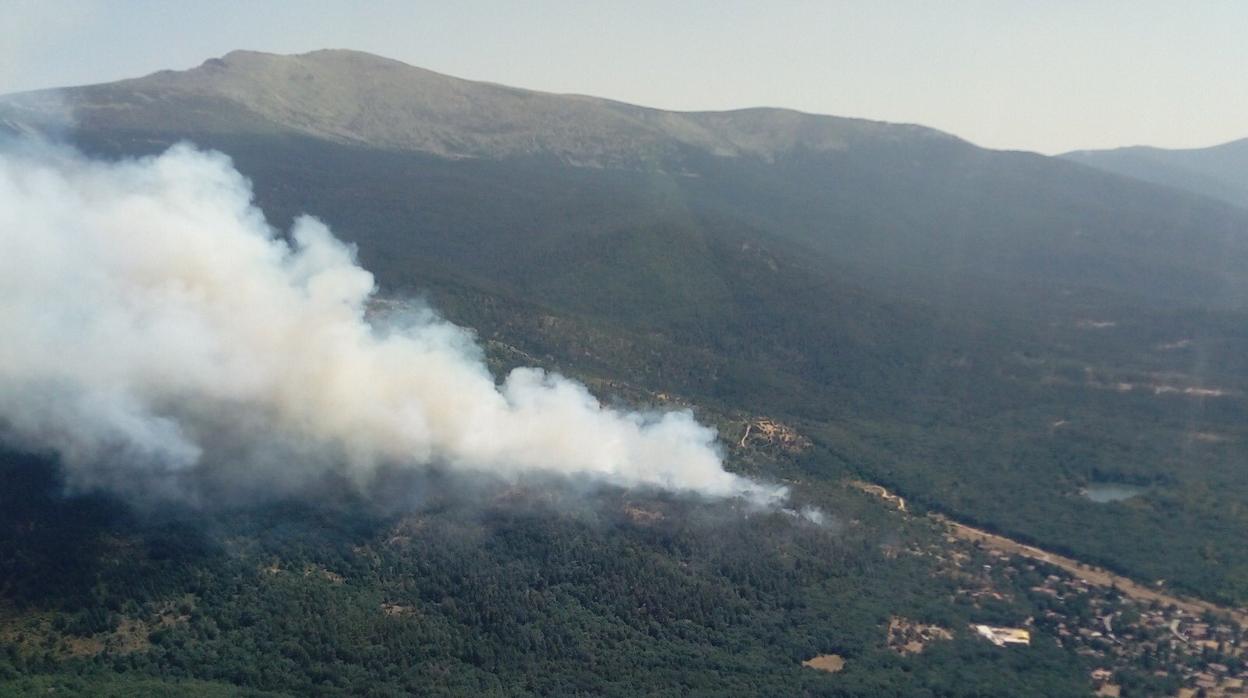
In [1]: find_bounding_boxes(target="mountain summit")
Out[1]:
[0,49,956,169]
[7,48,1246,313]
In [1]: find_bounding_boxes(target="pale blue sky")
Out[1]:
[4,0,1246,154]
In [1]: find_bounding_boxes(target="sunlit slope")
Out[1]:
[0,49,951,167]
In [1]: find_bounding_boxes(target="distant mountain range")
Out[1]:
[5,50,1248,607]
[1063,138,1248,209]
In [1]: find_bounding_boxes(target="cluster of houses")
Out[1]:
[855,480,1248,695]
[946,542,1247,696]
[1016,556,1246,696]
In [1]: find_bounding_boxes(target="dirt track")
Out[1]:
[848,479,1248,625]
[941,516,1248,626]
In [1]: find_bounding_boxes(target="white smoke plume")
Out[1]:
[0,140,786,507]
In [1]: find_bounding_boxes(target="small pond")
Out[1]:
[1081,482,1146,503]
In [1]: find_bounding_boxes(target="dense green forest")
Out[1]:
[42,96,1248,611]
[1,130,1244,693]
[2,449,1096,696]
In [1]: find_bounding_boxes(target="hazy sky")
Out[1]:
[4,0,1246,154]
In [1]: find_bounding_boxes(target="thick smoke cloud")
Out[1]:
[0,141,786,506]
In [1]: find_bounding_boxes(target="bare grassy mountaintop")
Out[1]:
[0,49,954,168]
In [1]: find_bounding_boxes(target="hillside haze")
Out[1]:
[1063,137,1248,209]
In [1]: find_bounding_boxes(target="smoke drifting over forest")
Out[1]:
[0,141,786,507]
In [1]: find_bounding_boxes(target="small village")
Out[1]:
[854,479,1248,697]
[959,534,1248,697]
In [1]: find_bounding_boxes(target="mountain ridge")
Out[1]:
[1062,137,1248,209]
[0,48,963,169]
